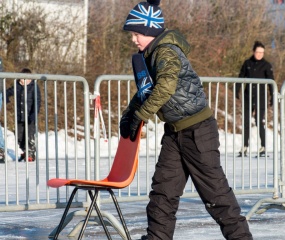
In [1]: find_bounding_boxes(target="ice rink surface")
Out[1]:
[0,193,285,240]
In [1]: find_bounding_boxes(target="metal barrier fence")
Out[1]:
[280,81,285,198]
[94,75,279,207]
[245,80,285,220]
[0,72,91,211]
[0,72,283,225]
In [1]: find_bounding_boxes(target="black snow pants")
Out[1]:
[18,121,36,155]
[243,104,266,148]
[146,117,253,240]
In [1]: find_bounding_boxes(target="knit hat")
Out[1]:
[123,0,165,37]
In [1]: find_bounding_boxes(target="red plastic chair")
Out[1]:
[48,123,143,240]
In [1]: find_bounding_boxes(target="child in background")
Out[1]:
[6,68,41,162]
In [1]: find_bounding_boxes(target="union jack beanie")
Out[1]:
[123,0,165,37]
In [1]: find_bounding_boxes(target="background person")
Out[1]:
[120,1,253,239]
[236,41,274,157]
[6,68,41,162]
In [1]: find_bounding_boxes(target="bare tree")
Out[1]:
[0,0,87,74]
[0,0,89,131]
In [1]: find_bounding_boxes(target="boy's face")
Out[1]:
[20,78,32,85]
[131,32,155,51]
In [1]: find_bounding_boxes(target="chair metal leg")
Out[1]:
[58,187,131,240]
[108,189,132,240]
[49,210,78,238]
[77,189,112,240]
[89,189,113,240]
[53,187,79,240]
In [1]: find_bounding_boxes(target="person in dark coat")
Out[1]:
[236,41,274,157]
[121,1,253,239]
[6,68,41,161]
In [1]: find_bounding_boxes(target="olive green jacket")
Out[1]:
[129,29,212,132]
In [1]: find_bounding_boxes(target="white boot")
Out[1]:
[238,146,248,157]
[259,146,266,157]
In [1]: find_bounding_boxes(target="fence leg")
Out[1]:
[246,198,285,220]
[68,214,127,239]
[48,210,81,238]
[59,210,127,239]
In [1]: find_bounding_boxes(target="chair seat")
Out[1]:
[48,178,134,189]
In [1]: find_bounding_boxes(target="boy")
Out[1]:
[6,68,41,162]
[120,0,253,239]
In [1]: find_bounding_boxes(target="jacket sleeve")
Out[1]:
[137,47,181,122]
[128,93,142,112]
[265,62,274,98]
[36,83,41,113]
[238,61,247,78]
[29,83,41,122]
[5,86,15,103]
[236,61,247,97]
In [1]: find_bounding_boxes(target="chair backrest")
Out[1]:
[105,123,143,187]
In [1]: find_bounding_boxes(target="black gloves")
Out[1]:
[120,109,143,141]
[130,113,142,142]
[119,109,134,139]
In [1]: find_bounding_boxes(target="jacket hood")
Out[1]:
[145,29,190,57]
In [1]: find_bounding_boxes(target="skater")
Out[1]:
[236,41,274,157]
[120,0,253,239]
[6,68,41,162]
[0,57,5,162]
